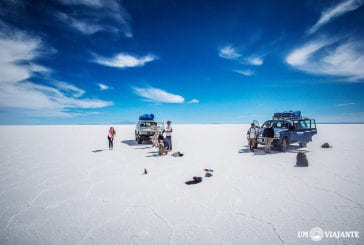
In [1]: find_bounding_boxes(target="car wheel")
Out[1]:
[137,138,143,144]
[279,138,288,152]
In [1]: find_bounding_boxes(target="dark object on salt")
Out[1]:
[295,152,308,167]
[185,176,203,185]
[321,143,331,148]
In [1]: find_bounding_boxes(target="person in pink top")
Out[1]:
[107,127,116,149]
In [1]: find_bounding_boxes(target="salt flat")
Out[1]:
[0,124,363,244]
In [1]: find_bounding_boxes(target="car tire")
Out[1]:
[279,138,288,152]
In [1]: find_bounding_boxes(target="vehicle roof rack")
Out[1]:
[272,111,302,120]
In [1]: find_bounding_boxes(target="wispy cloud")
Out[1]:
[57,0,103,7]
[0,32,46,83]
[286,37,364,81]
[188,99,199,104]
[307,0,364,35]
[94,53,156,68]
[286,39,333,66]
[132,86,185,103]
[234,69,255,76]
[0,30,112,117]
[218,46,241,60]
[97,83,110,91]
[53,81,85,98]
[56,0,132,37]
[336,102,357,107]
[57,13,104,35]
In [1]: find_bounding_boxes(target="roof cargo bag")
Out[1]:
[293,111,301,118]
[139,114,154,120]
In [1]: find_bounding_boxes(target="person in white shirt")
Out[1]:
[247,123,258,152]
[165,120,173,151]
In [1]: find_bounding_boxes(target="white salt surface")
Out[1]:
[0,124,363,244]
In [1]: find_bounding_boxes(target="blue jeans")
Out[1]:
[165,136,172,150]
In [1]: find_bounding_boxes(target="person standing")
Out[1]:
[263,122,274,153]
[247,123,258,152]
[108,127,116,150]
[165,120,173,151]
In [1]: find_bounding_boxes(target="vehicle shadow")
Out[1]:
[239,147,280,155]
[121,140,138,146]
[287,147,310,153]
[239,145,309,155]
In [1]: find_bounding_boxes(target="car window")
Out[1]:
[138,121,155,127]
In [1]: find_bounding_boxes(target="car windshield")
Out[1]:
[264,120,289,129]
[139,121,155,127]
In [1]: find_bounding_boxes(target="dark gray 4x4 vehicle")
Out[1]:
[135,114,165,144]
[256,111,317,151]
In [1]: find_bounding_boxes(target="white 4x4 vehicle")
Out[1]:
[135,114,165,144]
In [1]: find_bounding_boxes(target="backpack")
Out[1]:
[296,152,308,167]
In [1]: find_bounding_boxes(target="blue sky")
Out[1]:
[0,0,364,124]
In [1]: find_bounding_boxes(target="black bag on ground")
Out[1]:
[185,176,202,185]
[296,152,308,167]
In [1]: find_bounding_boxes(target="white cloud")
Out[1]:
[188,99,199,104]
[0,82,111,110]
[56,0,132,37]
[57,13,103,34]
[218,46,241,60]
[307,0,364,35]
[247,56,263,66]
[0,33,43,83]
[234,69,255,76]
[286,37,364,81]
[94,53,156,68]
[133,87,185,103]
[97,83,110,91]
[0,30,112,117]
[53,81,85,98]
[286,39,332,66]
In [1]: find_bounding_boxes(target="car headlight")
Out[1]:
[274,132,280,138]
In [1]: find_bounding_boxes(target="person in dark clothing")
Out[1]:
[263,122,274,153]
[158,134,168,155]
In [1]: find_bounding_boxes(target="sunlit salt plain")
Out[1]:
[0,124,363,244]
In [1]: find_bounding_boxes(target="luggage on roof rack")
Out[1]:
[139,114,154,120]
[273,111,301,119]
